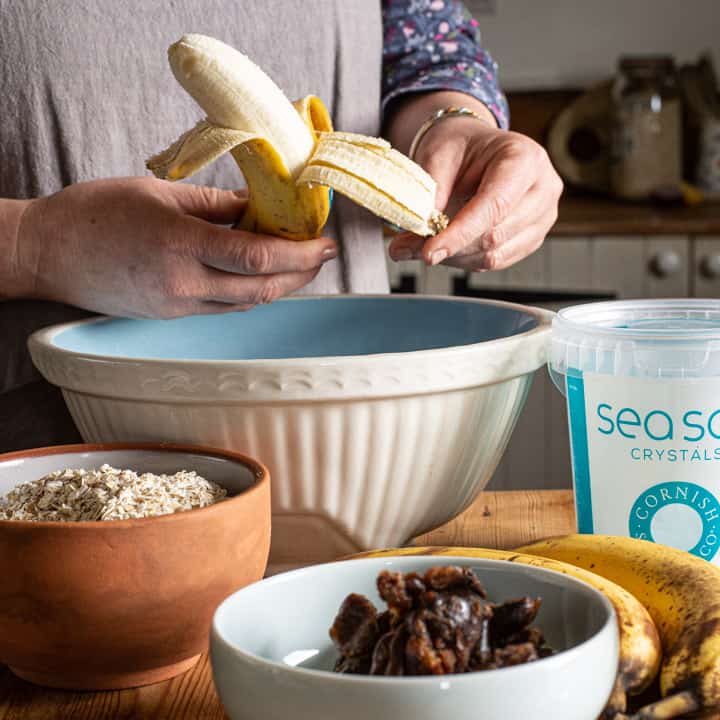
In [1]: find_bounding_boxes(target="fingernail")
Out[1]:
[322,246,338,261]
[429,248,448,266]
[392,248,415,261]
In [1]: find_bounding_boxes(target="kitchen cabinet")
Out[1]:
[693,237,720,297]
[386,232,719,490]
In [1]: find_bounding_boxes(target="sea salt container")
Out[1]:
[550,299,720,564]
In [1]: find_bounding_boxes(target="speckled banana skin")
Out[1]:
[519,535,720,719]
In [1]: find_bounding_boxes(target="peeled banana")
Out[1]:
[351,546,662,718]
[147,33,447,240]
[518,535,720,719]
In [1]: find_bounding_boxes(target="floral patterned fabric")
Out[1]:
[382,0,509,129]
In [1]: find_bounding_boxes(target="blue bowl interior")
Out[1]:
[52,297,538,360]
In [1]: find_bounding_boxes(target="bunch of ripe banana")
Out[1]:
[358,536,720,719]
[147,34,447,239]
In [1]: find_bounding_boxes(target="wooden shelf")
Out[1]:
[553,195,720,236]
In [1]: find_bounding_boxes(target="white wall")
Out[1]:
[467,0,720,90]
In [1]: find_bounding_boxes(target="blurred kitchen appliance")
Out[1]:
[547,82,613,193]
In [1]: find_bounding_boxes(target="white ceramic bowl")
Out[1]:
[211,556,618,720]
[28,295,553,565]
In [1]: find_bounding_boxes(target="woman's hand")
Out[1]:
[387,98,563,271]
[11,177,337,318]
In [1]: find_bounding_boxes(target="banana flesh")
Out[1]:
[147,34,447,240]
[299,133,447,237]
[350,545,661,718]
[168,33,314,177]
[518,535,720,718]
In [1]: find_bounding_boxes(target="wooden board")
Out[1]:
[413,489,575,548]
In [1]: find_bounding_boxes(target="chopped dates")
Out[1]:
[330,566,552,676]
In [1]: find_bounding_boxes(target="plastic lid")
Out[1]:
[550,299,720,380]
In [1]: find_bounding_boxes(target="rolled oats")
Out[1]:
[0,464,227,521]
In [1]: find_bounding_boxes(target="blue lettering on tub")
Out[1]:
[597,403,614,435]
[629,482,720,560]
[617,407,642,438]
[629,446,720,462]
[684,411,705,441]
[597,404,720,443]
[645,410,673,441]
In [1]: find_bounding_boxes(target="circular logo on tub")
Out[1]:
[629,481,720,561]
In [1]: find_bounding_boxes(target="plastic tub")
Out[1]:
[550,299,720,563]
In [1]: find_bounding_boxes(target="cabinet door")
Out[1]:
[642,236,690,297]
[588,236,689,298]
[693,237,720,297]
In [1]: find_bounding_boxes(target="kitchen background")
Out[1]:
[386,0,720,491]
[470,0,719,90]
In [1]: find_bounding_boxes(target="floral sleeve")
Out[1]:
[382,0,509,129]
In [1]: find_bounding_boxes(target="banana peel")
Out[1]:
[147,34,446,240]
[147,96,332,241]
[519,535,720,719]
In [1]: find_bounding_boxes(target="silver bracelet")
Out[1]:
[408,106,492,160]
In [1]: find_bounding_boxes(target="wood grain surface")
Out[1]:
[554,195,720,236]
[414,489,576,548]
[0,656,223,720]
[0,490,587,719]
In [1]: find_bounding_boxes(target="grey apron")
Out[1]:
[0,0,388,452]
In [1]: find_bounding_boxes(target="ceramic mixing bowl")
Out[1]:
[210,556,619,720]
[28,295,553,566]
[0,443,270,690]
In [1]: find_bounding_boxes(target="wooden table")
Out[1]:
[0,491,576,719]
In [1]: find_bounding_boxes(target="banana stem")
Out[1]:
[629,691,700,719]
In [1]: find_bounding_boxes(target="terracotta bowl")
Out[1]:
[0,443,270,690]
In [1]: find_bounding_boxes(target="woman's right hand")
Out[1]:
[11,176,337,318]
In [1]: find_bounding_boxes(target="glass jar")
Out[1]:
[610,56,683,200]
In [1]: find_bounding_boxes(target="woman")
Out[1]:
[0,0,561,451]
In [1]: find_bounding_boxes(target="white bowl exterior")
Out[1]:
[28,297,553,559]
[212,627,617,720]
[60,376,530,557]
[210,557,619,720]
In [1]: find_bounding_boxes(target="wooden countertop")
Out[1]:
[0,490,576,719]
[553,195,720,236]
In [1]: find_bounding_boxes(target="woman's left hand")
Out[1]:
[388,116,563,270]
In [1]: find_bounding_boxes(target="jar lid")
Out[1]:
[550,299,720,380]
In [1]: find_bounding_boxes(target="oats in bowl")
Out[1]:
[0,464,227,521]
